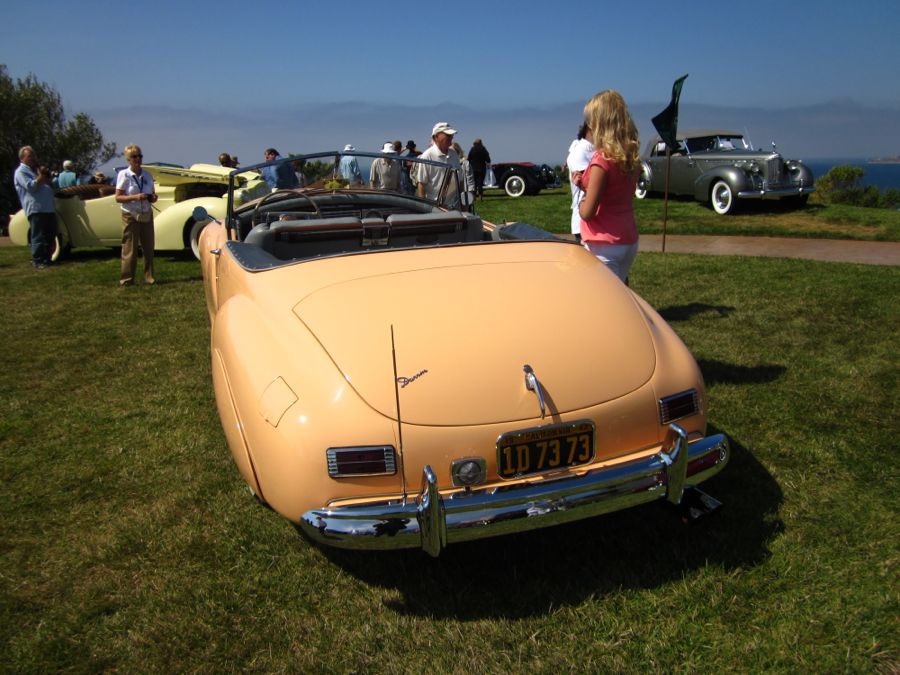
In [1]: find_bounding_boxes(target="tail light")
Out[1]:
[658,389,700,424]
[327,446,397,477]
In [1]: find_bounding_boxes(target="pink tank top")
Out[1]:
[580,152,638,245]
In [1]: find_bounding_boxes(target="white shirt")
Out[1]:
[566,138,594,235]
[116,167,155,216]
[412,144,462,208]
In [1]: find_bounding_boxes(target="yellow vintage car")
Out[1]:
[9,163,268,260]
[197,150,729,556]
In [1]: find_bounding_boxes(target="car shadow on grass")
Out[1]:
[318,429,782,620]
[658,303,735,322]
[698,359,787,386]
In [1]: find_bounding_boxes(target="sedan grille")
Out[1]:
[765,156,785,186]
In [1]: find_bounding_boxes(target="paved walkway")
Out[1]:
[560,233,900,266]
[639,234,900,266]
[2,234,899,266]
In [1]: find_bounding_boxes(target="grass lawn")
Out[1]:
[475,187,900,242]
[0,243,897,672]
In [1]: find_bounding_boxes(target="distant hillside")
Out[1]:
[89,98,900,171]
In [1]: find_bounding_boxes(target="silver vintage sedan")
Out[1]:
[635,129,815,214]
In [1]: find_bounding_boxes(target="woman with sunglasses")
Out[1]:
[115,144,158,286]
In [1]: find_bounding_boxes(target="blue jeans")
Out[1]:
[28,212,57,264]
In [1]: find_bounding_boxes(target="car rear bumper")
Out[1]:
[298,424,729,556]
[737,185,815,199]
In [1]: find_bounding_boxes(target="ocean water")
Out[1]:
[804,158,900,191]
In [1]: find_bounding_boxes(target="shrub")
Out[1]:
[880,188,900,209]
[815,164,895,209]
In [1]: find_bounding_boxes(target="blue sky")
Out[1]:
[3,0,900,166]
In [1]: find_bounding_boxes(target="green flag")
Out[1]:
[652,74,688,151]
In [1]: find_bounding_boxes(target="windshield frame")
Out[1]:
[224,150,462,236]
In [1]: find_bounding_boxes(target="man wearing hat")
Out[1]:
[339,144,363,186]
[370,142,401,191]
[412,122,463,209]
[57,160,77,189]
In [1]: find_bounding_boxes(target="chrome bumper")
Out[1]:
[737,185,815,199]
[298,424,729,557]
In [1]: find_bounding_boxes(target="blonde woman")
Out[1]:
[577,90,641,283]
[115,144,157,286]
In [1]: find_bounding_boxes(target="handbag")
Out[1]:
[484,165,496,188]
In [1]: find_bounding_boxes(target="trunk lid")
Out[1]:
[294,244,655,426]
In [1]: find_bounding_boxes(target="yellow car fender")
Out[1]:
[152,197,228,256]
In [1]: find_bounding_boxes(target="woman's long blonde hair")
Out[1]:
[583,90,640,175]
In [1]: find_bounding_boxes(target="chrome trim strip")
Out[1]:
[299,427,729,556]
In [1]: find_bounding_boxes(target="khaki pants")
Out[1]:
[120,211,155,285]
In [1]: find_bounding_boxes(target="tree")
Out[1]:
[297,159,336,183]
[0,65,117,219]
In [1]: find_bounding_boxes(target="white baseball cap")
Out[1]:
[432,122,457,137]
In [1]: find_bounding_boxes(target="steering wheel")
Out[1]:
[252,189,321,226]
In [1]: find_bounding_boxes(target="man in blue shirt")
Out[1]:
[262,148,299,190]
[13,146,58,268]
[56,160,77,188]
[338,144,363,186]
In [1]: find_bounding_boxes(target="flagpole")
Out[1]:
[650,74,688,257]
[662,147,671,253]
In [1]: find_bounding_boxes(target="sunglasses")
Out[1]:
[130,154,143,160]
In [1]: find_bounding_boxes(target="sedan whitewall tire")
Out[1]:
[504,174,526,198]
[711,180,735,215]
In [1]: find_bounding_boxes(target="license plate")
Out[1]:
[496,420,595,479]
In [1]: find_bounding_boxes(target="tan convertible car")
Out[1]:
[197,150,729,556]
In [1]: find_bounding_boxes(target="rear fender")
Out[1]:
[212,293,400,521]
[8,210,30,247]
[7,208,71,250]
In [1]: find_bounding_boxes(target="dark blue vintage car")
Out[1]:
[490,162,560,198]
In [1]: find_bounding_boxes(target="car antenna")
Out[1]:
[391,325,408,504]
